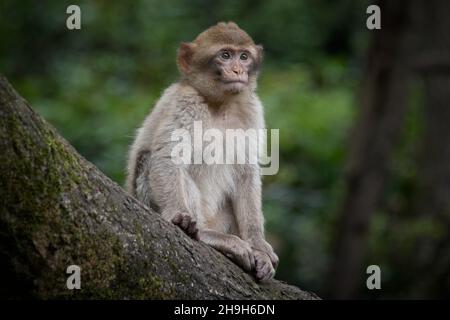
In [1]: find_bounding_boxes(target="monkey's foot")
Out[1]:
[171,212,199,240]
[253,249,276,282]
[250,239,279,269]
[224,238,255,273]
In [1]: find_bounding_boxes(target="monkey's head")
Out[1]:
[177,22,263,102]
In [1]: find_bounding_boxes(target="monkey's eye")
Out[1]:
[221,51,231,60]
[240,53,248,60]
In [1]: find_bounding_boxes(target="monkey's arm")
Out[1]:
[131,85,207,238]
[136,154,202,239]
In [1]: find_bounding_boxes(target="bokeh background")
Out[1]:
[1,0,449,299]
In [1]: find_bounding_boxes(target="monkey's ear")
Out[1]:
[177,42,195,75]
[255,44,264,67]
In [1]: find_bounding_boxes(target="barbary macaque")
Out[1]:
[126,22,278,281]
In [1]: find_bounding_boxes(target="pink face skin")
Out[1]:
[213,48,254,93]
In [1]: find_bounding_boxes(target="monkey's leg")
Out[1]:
[232,168,279,270]
[197,230,255,272]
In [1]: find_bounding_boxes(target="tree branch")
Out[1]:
[0,74,317,300]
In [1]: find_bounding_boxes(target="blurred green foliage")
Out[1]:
[3,0,430,298]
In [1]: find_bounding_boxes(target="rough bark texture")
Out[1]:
[0,75,318,300]
[329,0,412,299]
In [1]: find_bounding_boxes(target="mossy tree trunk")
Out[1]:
[0,75,317,300]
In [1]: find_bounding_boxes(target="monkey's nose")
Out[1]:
[231,65,243,75]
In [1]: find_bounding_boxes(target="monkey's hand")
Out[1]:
[170,212,199,240]
[249,238,279,270]
[252,249,276,281]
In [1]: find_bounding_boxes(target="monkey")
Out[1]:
[126,22,278,281]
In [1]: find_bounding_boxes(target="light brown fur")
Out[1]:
[126,22,278,281]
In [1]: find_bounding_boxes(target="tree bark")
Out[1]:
[329,0,412,299]
[0,74,317,300]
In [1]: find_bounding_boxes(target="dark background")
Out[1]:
[1,0,449,299]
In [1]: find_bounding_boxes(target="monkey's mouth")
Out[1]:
[221,80,248,87]
[221,80,247,92]
[222,79,246,84]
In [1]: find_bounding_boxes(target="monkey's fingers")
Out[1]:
[171,212,190,229]
[187,221,199,240]
[256,263,275,282]
[254,252,275,281]
[171,213,183,225]
[180,214,192,230]
[269,252,279,269]
[260,244,279,269]
[171,213,199,240]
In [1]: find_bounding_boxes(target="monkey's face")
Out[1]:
[211,47,254,94]
[177,22,263,102]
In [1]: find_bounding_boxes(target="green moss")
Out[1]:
[0,101,174,299]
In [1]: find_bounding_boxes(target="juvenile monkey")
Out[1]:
[126,22,278,281]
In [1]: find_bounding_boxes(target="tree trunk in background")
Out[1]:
[329,0,411,299]
[409,0,450,298]
[0,75,317,300]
